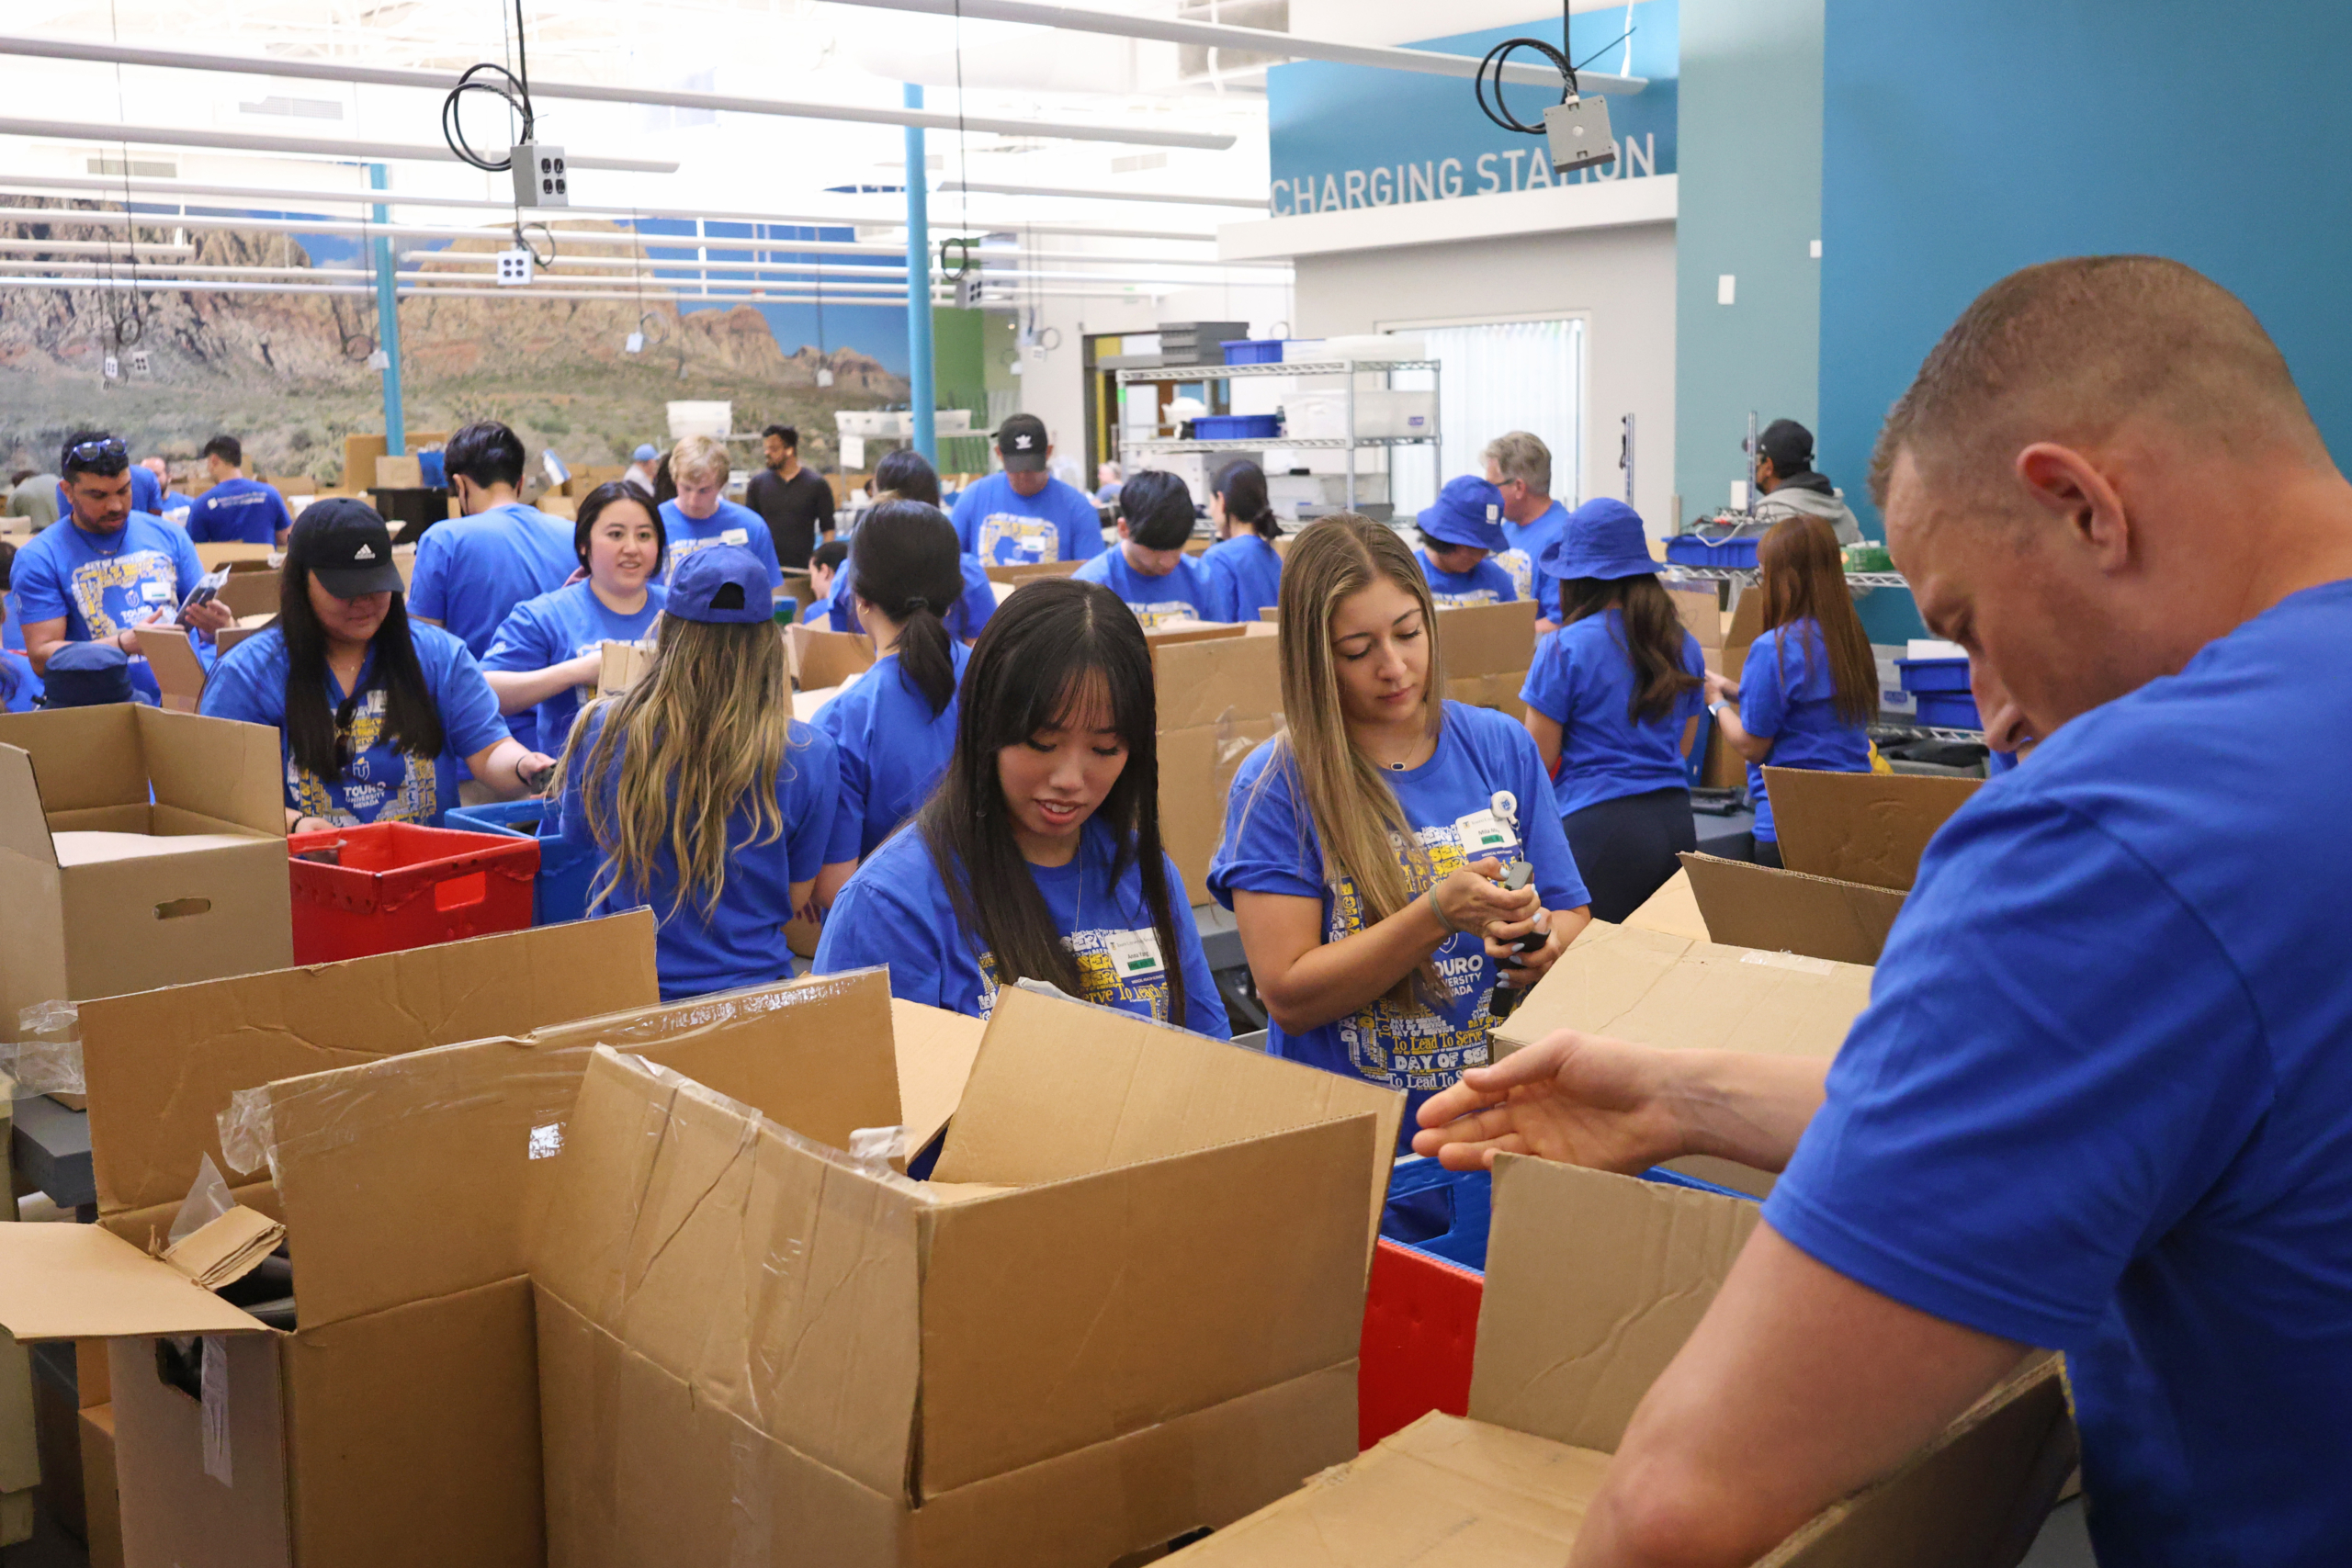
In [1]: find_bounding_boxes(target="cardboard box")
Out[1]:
[1681,851,1906,967]
[213,568,282,623]
[982,558,1082,587]
[133,626,211,713]
[82,1404,123,1568]
[192,543,277,570]
[0,1318,33,1551]
[1145,620,1247,650]
[788,622,877,690]
[373,456,424,490]
[1667,581,1725,649]
[532,979,1404,1568]
[597,638,652,698]
[1762,768,1979,891]
[342,434,387,492]
[1172,1158,2074,1568]
[0,706,290,1039]
[1437,599,1538,721]
[1155,631,1284,904]
[1623,866,1710,942]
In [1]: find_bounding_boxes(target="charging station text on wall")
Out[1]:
[1272,134,1659,216]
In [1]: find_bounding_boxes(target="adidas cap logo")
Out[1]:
[1014,434,1035,449]
[354,543,377,560]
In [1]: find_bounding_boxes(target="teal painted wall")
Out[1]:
[1672,0,1825,529]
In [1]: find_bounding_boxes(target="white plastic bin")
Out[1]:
[1280,389,1439,441]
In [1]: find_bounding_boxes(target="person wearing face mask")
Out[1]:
[813,577,1225,1034]
[660,434,784,590]
[1413,475,1521,607]
[1211,515,1590,1145]
[481,482,670,755]
[948,413,1106,567]
[1197,457,1285,624]
[201,501,549,831]
[1072,468,1216,626]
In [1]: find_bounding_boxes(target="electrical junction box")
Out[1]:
[496,249,535,287]
[1543,96,1616,174]
[512,142,568,209]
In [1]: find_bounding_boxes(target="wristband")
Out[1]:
[1425,886,1456,935]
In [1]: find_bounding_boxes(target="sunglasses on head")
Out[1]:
[66,437,128,465]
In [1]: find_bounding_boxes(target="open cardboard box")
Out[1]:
[789,621,877,690]
[190,545,277,571]
[1155,630,1284,905]
[1496,921,1873,1197]
[1172,1157,2075,1568]
[982,558,1082,587]
[132,626,277,714]
[1623,866,1711,942]
[1679,851,1907,967]
[533,979,1405,1568]
[1763,766,1979,892]
[0,706,290,1041]
[1436,599,1537,721]
[1694,592,1767,789]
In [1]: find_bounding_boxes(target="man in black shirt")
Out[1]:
[744,423,836,569]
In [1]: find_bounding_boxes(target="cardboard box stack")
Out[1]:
[1671,585,1766,789]
[1170,1156,2074,1568]
[1436,599,1538,721]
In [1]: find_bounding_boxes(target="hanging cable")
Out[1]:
[442,0,537,172]
[1473,2,1634,138]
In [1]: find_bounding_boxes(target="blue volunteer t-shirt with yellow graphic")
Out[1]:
[1415,548,1519,609]
[658,498,785,589]
[199,624,511,829]
[948,471,1106,566]
[813,816,1229,1037]
[1209,701,1588,1145]
[1072,546,1216,626]
[10,510,206,703]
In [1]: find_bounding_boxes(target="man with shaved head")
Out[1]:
[1416,256,2352,1566]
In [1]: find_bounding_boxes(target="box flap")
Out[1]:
[789,624,876,690]
[1437,599,1539,678]
[1144,620,1246,651]
[157,1204,286,1292]
[931,985,1401,1247]
[1762,768,1979,892]
[1681,852,1905,967]
[135,706,289,837]
[1726,586,1766,646]
[84,909,662,1216]
[918,1112,1376,1496]
[0,705,141,814]
[133,626,212,708]
[0,1219,269,1339]
[889,997,984,1156]
[193,542,277,569]
[1469,1158,1759,1452]
[1153,630,1283,732]
[1496,921,1871,1063]
[1168,1410,1612,1565]
[0,743,60,871]
[1623,867,1710,942]
[598,639,652,697]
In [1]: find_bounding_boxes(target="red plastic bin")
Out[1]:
[288,822,538,964]
[1357,1236,1483,1451]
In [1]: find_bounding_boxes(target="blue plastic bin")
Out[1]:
[1220,338,1286,365]
[417,449,447,487]
[1912,692,1984,729]
[1664,534,1761,569]
[442,799,598,925]
[1381,1158,1749,1275]
[1190,413,1283,441]
[1894,655,1972,695]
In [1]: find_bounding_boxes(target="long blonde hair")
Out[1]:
[558,614,797,915]
[1255,514,1450,1003]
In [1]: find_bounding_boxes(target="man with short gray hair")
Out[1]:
[1483,430,1570,629]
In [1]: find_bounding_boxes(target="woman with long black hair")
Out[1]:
[1198,457,1284,623]
[202,499,548,829]
[812,577,1227,1034]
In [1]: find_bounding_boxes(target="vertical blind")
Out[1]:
[1388,316,1584,517]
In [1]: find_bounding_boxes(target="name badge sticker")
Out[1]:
[1452,809,1517,858]
[1102,928,1166,981]
[721,527,750,547]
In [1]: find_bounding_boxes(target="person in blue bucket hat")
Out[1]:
[1518,497,1710,921]
[1413,475,1520,607]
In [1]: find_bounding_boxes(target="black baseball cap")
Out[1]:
[997,412,1049,473]
[1758,419,1815,474]
[297,498,404,598]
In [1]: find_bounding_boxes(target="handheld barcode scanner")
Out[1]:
[1489,859,1549,1021]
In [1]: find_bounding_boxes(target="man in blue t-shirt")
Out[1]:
[53,431,162,523]
[948,412,1105,566]
[1071,468,1214,626]
[17,432,233,702]
[187,434,294,547]
[1413,258,2352,1567]
[1485,430,1570,626]
[659,433,784,589]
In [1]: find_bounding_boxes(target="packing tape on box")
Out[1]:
[217,1086,278,1182]
[1,999,84,1096]
[728,1424,774,1568]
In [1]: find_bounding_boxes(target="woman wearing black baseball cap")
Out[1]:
[202,499,554,830]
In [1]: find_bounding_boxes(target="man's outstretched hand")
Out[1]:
[1410,1030,1687,1174]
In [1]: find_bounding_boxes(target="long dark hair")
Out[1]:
[915,579,1185,1022]
[849,499,965,717]
[278,511,445,779]
[871,446,943,507]
[1556,574,1703,724]
[572,480,666,572]
[1213,458,1279,539]
[1758,513,1879,727]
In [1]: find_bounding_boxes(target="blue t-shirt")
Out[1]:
[830,553,999,643]
[1415,549,1518,608]
[1764,580,2352,1568]
[1209,702,1589,1145]
[55,465,164,523]
[1738,618,1873,840]
[659,498,785,589]
[406,502,578,753]
[814,816,1228,1037]
[0,649,40,712]
[1197,533,1284,625]
[948,472,1106,566]
[1520,610,1706,816]
[481,580,667,756]
[12,511,206,703]
[187,478,293,546]
[559,705,841,1002]
[1072,546,1216,626]
[1497,498,1569,619]
[816,642,967,863]
[199,623,510,828]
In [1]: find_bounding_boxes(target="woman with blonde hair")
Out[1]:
[1705,513,1879,867]
[555,544,842,1000]
[1209,514,1590,1142]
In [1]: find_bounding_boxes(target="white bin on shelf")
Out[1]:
[1280,389,1439,441]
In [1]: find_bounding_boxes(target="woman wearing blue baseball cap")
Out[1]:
[1520,499,1710,920]
[1413,475,1521,607]
[553,543,843,1001]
